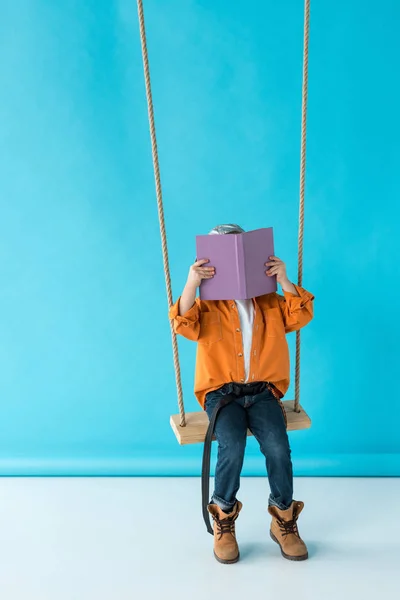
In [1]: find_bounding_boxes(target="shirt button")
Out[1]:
[231,304,235,309]
[236,328,241,332]
[238,353,243,357]
[240,378,245,382]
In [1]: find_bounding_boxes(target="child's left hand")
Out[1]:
[265,256,289,285]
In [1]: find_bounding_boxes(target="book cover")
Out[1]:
[195,227,277,300]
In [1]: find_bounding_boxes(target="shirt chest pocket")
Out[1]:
[264,307,285,338]
[198,312,222,346]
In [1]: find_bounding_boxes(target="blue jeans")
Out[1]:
[205,382,293,512]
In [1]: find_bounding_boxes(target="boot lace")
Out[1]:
[277,515,300,538]
[212,511,239,540]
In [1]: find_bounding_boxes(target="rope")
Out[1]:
[294,0,311,413]
[137,0,311,420]
[136,0,186,426]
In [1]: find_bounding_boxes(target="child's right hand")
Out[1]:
[187,259,215,288]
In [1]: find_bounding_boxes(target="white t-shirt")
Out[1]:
[234,299,254,382]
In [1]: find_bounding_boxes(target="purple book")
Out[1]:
[196,227,277,301]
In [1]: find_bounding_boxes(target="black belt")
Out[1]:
[201,381,267,535]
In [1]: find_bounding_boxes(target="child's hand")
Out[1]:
[265,256,289,286]
[187,259,215,288]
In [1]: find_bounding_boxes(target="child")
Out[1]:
[169,224,314,564]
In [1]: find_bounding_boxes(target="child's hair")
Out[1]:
[208,224,245,235]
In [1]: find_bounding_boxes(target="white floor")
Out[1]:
[0,477,398,600]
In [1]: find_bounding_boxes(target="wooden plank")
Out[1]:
[170,399,311,445]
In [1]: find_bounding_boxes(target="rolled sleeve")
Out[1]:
[279,285,314,332]
[169,297,201,340]
[283,285,314,312]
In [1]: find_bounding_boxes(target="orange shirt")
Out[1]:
[169,285,314,409]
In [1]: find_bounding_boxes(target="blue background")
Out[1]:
[0,0,399,476]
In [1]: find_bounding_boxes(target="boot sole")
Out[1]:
[214,551,240,564]
[270,531,308,561]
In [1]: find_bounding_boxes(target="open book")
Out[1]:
[195,227,277,300]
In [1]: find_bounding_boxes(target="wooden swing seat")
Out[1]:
[170,399,311,445]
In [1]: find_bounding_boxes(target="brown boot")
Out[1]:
[268,500,308,561]
[207,501,242,564]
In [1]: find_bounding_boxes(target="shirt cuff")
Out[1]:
[169,297,200,326]
[283,285,314,312]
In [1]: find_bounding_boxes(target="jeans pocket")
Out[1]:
[205,385,228,414]
[205,396,216,417]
